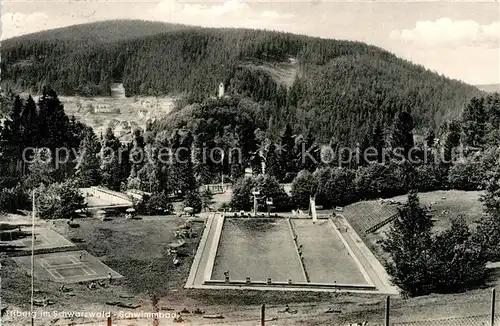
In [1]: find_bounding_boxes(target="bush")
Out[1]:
[230,177,255,211]
[231,174,291,212]
[254,174,291,211]
[200,189,214,211]
[183,190,202,214]
[355,163,406,199]
[414,163,449,192]
[0,185,27,213]
[136,191,173,215]
[448,160,485,191]
[428,217,487,293]
[36,180,86,219]
[317,167,358,208]
[291,170,316,208]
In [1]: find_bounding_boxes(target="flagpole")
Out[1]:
[31,189,35,326]
[1,262,3,326]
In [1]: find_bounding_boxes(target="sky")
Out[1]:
[1,0,499,85]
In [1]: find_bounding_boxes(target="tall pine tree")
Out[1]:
[76,130,102,187]
[389,111,414,160]
[443,120,462,164]
[280,124,297,181]
[383,191,433,296]
[476,166,500,260]
[170,129,197,194]
[100,128,123,190]
[461,96,486,148]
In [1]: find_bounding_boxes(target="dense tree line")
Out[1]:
[0,89,91,216]
[2,20,482,143]
[286,94,500,208]
[0,87,89,190]
[0,89,203,215]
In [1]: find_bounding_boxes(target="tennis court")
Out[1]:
[11,227,75,252]
[13,250,123,283]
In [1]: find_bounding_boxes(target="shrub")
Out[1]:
[291,170,316,208]
[183,190,202,214]
[230,177,255,211]
[428,217,487,293]
[0,185,27,213]
[231,174,291,212]
[200,189,215,211]
[35,180,86,219]
[448,160,484,191]
[136,191,173,215]
[254,174,291,211]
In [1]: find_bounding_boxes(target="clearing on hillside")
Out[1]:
[59,95,175,141]
[239,58,299,88]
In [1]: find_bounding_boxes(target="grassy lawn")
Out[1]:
[342,190,485,263]
[51,216,203,297]
[390,190,485,232]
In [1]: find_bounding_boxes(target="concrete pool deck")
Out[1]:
[332,214,399,295]
[185,214,399,295]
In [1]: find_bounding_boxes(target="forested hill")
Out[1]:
[3,20,191,45]
[1,19,483,141]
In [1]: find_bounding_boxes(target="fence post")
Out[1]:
[385,296,390,326]
[261,304,265,326]
[492,288,496,326]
